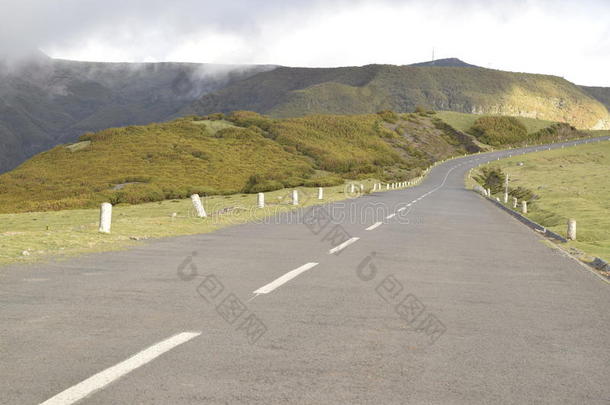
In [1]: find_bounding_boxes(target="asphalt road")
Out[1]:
[1,137,610,404]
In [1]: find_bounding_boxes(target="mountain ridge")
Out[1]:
[1,54,609,174]
[184,62,610,130]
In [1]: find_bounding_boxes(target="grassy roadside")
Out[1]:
[0,178,408,266]
[468,135,610,263]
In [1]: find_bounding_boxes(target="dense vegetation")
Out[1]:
[468,115,588,147]
[185,62,610,129]
[470,117,528,146]
[0,111,476,213]
[474,166,534,200]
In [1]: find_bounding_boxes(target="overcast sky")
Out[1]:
[1,0,609,86]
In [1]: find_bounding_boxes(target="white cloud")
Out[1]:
[4,0,609,86]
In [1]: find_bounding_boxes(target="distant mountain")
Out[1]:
[184,62,609,130]
[408,58,479,68]
[0,53,273,172]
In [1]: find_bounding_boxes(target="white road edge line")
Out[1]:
[386,213,396,219]
[329,237,360,254]
[397,207,406,212]
[40,332,201,405]
[253,262,319,295]
[366,222,383,231]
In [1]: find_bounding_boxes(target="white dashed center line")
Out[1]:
[366,222,383,230]
[253,262,319,295]
[40,332,201,405]
[329,237,360,254]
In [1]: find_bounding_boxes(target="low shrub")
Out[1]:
[470,116,528,146]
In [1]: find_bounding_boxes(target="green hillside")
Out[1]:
[0,111,480,214]
[185,63,610,130]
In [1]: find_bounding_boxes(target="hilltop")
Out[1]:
[408,58,479,67]
[184,62,610,130]
[0,110,591,214]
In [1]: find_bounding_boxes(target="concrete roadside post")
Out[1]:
[318,187,323,200]
[257,192,265,208]
[190,194,207,218]
[292,189,299,205]
[486,188,491,198]
[522,201,528,214]
[350,184,355,193]
[512,197,518,209]
[99,203,112,234]
[567,219,577,240]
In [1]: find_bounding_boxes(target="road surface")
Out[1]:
[1,137,610,404]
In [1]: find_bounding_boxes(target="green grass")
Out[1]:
[191,119,235,134]
[436,111,555,134]
[475,136,610,262]
[0,179,399,266]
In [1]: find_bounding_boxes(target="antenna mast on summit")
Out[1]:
[432,47,435,65]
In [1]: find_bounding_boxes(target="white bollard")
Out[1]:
[292,189,299,205]
[191,194,207,218]
[318,187,323,200]
[386,184,390,190]
[503,192,508,204]
[512,197,518,209]
[486,188,491,197]
[567,219,576,240]
[360,184,364,191]
[350,184,355,193]
[257,192,265,208]
[98,202,112,234]
[521,201,528,214]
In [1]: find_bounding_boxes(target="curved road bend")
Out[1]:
[1,136,610,404]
